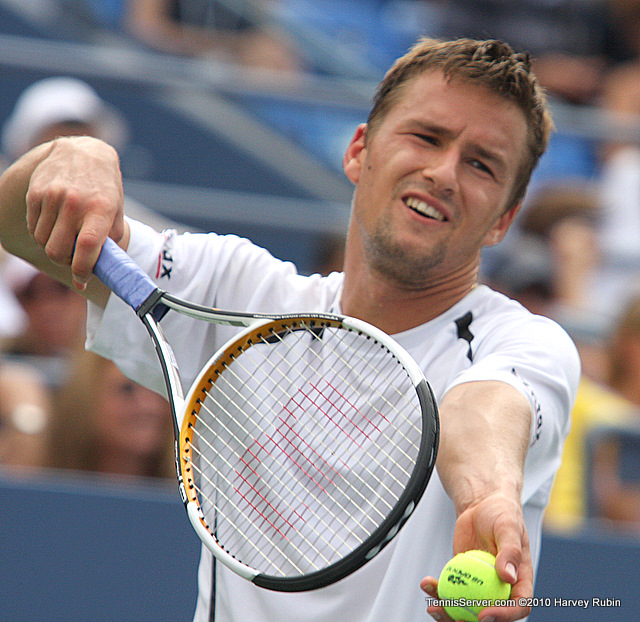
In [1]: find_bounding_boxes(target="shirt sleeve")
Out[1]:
[86,217,289,395]
[86,217,342,397]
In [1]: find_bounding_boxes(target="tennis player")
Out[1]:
[0,38,580,622]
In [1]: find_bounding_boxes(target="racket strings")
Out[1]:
[212,326,412,502]
[304,326,421,454]
[192,326,418,572]
[189,420,370,576]
[209,325,412,506]
[193,382,389,568]
[198,343,383,532]
[189,445,338,576]
[191,396,363,560]
[192,377,382,568]
[251,324,420,473]
[187,427,331,576]
[187,322,423,576]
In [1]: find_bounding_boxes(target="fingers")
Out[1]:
[425,495,534,622]
[25,191,42,237]
[421,576,454,622]
[491,502,530,588]
[486,532,533,622]
[491,517,523,585]
[27,185,103,288]
[24,136,124,289]
[70,217,112,289]
[495,545,520,585]
[422,572,532,622]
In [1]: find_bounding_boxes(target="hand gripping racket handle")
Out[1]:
[93,237,159,312]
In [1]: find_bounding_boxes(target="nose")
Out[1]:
[421,147,459,196]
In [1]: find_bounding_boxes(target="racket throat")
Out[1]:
[136,288,170,322]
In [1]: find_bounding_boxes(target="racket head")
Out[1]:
[178,314,438,592]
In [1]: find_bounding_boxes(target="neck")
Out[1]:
[341,255,479,334]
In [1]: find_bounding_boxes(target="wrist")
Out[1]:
[450,473,523,516]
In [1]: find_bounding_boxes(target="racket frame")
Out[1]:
[94,238,439,592]
[173,312,438,591]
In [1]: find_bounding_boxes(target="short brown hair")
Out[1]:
[367,37,554,210]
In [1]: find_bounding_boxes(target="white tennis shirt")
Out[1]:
[87,219,580,622]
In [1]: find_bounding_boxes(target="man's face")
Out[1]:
[343,70,529,288]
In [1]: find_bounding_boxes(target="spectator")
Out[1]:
[46,350,174,480]
[546,294,640,532]
[0,76,179,380]
[0,360,51,470]
[584,295,640,531]
[124,0,302,71]
[1,77,128,163]
[604,294,640,407]
[0,78,180,479]
[486,183,603,329]
[545,375,635,531]
[0,254,86,388]
[595,59,640,321]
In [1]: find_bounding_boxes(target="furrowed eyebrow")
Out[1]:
[406,119,453,140]
[403,119,510,176]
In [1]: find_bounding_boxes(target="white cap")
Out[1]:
[0,253,27,339]
[1,77,128,160]
[0,280,25,339]
[1,253,40,294]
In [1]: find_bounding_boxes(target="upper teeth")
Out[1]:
[404,197,445,221]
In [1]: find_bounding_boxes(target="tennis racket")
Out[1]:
[93,237,439,592]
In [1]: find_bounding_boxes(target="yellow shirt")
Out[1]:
[545,376,635,531]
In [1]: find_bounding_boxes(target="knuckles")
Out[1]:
[44,245,71,266]
[25,136,123,270]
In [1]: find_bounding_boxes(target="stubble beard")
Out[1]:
[362,214,448,289]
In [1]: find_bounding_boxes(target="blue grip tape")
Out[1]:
[93,237,158,311]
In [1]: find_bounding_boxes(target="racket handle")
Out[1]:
[94,237,158,311]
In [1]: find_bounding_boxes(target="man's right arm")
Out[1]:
[0,136,129,307]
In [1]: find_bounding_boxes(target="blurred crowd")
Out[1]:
[2,0,640,535]
[0,76,176,484]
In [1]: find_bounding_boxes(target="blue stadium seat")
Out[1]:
[584,422,640,519]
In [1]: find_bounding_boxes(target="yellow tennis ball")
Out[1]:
[437,550,511,622]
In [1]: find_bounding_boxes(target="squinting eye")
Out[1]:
[413,133,437,145]
[471,159,492,175]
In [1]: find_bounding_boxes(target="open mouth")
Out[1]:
[403,196,447,221]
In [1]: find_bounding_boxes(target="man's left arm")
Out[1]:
[422,379,534,622]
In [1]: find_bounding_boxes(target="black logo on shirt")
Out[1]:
[455,311,474,362]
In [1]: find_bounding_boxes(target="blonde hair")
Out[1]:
[48,350,174,479]
[367,37,554,210]
[607,295,640,393]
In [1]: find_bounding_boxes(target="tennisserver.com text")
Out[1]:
[426,597,621,609]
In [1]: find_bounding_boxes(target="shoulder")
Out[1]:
[442,286,581,403]
[125,217,344,313]
[465,285,577,348]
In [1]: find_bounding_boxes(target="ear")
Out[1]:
[483,202,521,247]
[343,124,368,184]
